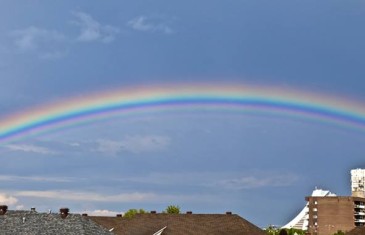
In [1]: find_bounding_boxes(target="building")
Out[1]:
[346,226,365,235]
[351,168,365,198]
[90,212,266,235]
[0,206,112,235]
[282,188,336,230]
[305,196,365,235]
[283,168,365,235]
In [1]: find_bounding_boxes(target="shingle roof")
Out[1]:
[91,213,266,235]
[345,227,365,235]
[0,210,112,235]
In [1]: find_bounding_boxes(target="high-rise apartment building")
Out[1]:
[351,168,365,198]
[306,196,365,235]
[283,168,365,235]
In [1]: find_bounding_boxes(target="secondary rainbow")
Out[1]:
[1,83,365,143]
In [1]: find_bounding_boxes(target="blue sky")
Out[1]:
[0,0,365,227]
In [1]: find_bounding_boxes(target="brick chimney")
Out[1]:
[31,207,36,212]
[116,214,122,217]
[226,211,232,215]
[150,210,157,214]
[186,211,193,214]
[0,205,8,215]
[82,213,88,217]
[60,208,69,218]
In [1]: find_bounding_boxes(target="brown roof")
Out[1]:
[90,213,266,235]
[345,227,365,235]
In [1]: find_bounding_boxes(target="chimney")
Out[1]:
[116,214,122,217]
[0,205,8,215]
[186,211,193,214]
[30,207,36,212]
[226,211,232,215]
[82,213,88,217]
[60,208,69,218]
[150,211,157,214]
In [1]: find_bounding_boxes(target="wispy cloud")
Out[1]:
[5,144,57,155]
[15,190,155,202]
[96,135,171,155]
[127,16,173,34]
[14,190,203,203]
[0,193,18,205]
[0,175,75,183]
[217,174,299,190]
[9,26,68,59]
[72,11,119,43]
[10,26,66,52]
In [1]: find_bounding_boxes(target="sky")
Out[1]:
[0,0,365,228]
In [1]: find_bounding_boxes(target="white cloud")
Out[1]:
[217,174,298,190]
[72,11,119,43]
[127,16,173,34]
[5,144,56,155]
[0,193,18,205]
[10,26,66,54]
[96,135,170,155]
[15,204,25,210]
[82,209,124,217]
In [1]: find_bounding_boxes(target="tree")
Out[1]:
[123,208,146,219]
[279,229,288,235]
[165,205,180,214]
[332,231,345,235]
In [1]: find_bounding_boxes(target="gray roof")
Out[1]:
[0,210,113,235]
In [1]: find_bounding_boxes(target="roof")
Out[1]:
[0,210,112,235]
[345,227,365,235]
[90,213,266,235]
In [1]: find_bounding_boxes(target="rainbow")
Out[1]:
[1,83,365,143]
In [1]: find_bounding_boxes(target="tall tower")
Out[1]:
[351,168,365,198]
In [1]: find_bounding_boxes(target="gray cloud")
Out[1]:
[96,135,171,155]
[10,26,66,52]
[4,144,57,155]
[127,16,173,34]
[72,11,119,43]
[217,173,299,190]
[0,175,76,183]
[9,26,67,59]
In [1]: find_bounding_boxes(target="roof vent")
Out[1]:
[186,211,193,214]
[0,205,8,215]
[116,214,122,217]
[31,207,36,212]
[226,211,232,215]
[150,211,157,214]
[60,208,69,218]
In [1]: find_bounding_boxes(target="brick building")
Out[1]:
[306,196,365,235]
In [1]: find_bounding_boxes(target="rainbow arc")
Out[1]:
[1,84,365,143]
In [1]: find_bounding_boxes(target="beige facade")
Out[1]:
[306,196,365,235]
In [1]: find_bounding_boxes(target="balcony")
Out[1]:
[355,212,365,216]
[355,219,365,223]
[355,205,365,209]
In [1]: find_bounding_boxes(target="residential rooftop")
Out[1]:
[90,212,266,235]
[0,207,112,235]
